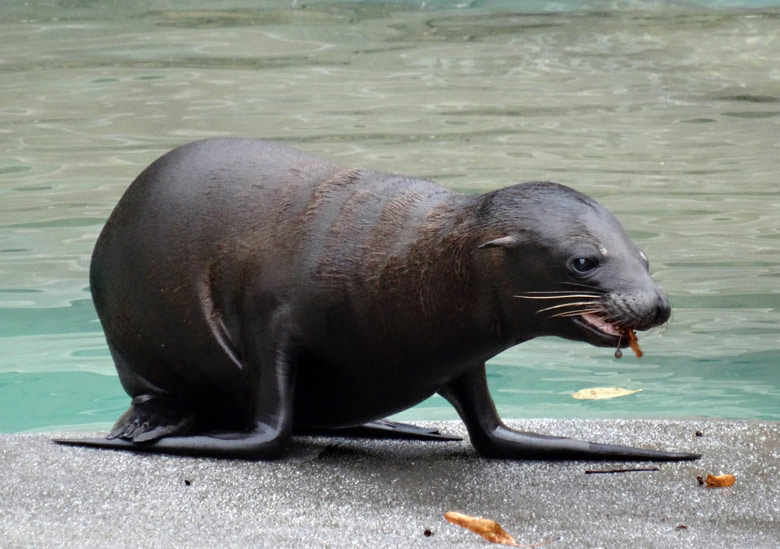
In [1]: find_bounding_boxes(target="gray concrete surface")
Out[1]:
[1,419,777,548]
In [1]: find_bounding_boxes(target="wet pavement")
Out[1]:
[1,419,777,548]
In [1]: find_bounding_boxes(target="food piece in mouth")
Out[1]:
[614,329,643,359]
[626,328,643,358]
[579,314,643,358]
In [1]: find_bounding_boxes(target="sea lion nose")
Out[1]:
[654,292,671,325]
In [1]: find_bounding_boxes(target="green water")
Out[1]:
[1,0,778,433]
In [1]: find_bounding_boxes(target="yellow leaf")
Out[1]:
[572,387,642,400]
[705,474,736,488]
[445,511,519,546]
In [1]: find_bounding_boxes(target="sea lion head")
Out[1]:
[476,181,670,348]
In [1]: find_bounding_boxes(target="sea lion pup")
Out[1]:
[56,138,699,461]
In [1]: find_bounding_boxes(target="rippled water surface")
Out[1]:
[1,0,778,432]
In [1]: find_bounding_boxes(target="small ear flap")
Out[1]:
[478,235,520,249]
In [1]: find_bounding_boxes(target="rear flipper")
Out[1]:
[54,419,460,459]
[54,428,287,460]
[52,393,290,460]
[440,365,701,461]
[106,394,201,443]
[54,310,303,460]
[297,419,461,441]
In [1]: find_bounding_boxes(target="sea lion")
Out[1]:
[56,138,700,461]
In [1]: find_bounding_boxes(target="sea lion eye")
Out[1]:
[571,257,598,274]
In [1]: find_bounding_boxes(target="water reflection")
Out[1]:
[0,0,778,431]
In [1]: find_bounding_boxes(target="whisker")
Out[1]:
[550,309,601,319]
[519,290,601,294]
[537,301,601,313]
[646,323,668,336]
[602,313,630,327]
[515,293,602,300]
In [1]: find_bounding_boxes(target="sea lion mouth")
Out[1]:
[574,313,624,344]
[514,291,644,348]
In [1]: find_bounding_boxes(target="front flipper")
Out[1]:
[439,365,701,461]
[297,419,462,441]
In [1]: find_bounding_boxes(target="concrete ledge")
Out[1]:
[2,419,778,548]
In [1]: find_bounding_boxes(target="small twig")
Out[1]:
[585,467,660,474]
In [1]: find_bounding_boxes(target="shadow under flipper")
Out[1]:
[295,419,462,441]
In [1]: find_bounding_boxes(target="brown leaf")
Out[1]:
[704,473,736,488]
[445,511,519,546]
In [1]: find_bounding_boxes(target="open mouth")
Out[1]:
[574,312,623,343]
